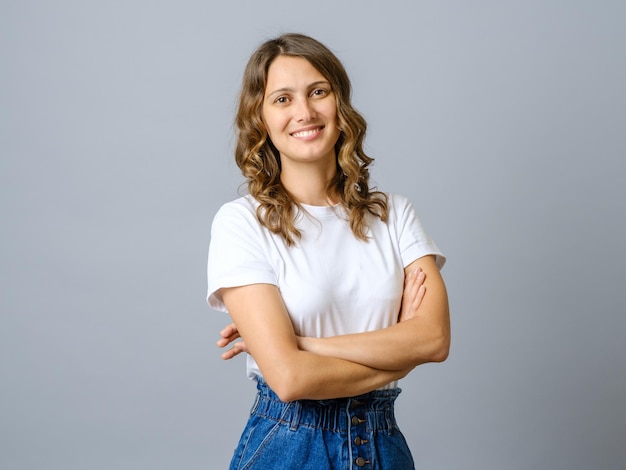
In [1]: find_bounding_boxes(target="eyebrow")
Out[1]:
[266,80,331,99]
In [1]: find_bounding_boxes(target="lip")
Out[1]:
[290,125,325,140]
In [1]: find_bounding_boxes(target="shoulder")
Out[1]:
[213,195,259,224]
[383,192,417,219]
[215,194,258,215]
[383,193,446,269]
[209,195,268,242]
[385,192,411,207]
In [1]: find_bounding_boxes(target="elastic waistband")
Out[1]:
[252,379,402,433]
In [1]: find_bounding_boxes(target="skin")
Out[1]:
[216,55,450,402]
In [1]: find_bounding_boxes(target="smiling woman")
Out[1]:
[207,33,449,470]
[262,56,340,176]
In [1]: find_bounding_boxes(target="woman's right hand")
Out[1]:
[398,267,426,323]
[217,323,249,360]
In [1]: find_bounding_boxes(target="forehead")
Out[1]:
[265,56,327,90]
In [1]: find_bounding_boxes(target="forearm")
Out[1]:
[299,316,448,371]
[218,323,409,398]
[271,349,410,401]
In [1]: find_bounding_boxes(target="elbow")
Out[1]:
[272,385,302,403]
[409,328,450,366]
[430,336,450,363]
[430,330,451,363]
[262,362,308,402]
[424,312,451,364]
[270,376,300,403]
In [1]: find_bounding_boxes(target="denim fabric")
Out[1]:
[229,379,415,470]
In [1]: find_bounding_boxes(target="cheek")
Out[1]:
[323,102,338,124]
[325,108,339,130]
[264,112,287,137]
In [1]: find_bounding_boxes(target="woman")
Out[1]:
[207,33,450,470]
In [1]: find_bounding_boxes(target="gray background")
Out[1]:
[1,1,625,469]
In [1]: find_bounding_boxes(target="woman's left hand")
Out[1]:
[398,267,426,323]
[217,323,249,360]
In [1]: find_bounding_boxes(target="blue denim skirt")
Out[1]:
[229,379,415,470]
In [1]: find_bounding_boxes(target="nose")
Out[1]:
[296,98,315,122]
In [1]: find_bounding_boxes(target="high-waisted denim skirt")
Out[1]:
[229,379,415,470]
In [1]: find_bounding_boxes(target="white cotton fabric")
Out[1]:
[207,193,445,387]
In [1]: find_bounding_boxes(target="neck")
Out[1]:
[280,161,338,206]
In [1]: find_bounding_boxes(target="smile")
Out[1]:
[291,126,324,138]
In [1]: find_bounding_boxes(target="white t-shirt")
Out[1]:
[207,193,445,387]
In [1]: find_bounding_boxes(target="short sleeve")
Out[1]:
[206,199,278,312]
[391,194,446,270]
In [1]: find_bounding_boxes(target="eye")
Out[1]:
[312,88,329,97]
[274,95,289,104]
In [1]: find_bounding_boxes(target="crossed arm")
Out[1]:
[217,255,449,402]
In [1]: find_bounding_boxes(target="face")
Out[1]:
[262,56,340,170]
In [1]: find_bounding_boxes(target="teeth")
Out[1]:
[292,129,319,138]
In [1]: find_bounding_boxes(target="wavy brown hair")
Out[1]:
[235,33,388,245]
